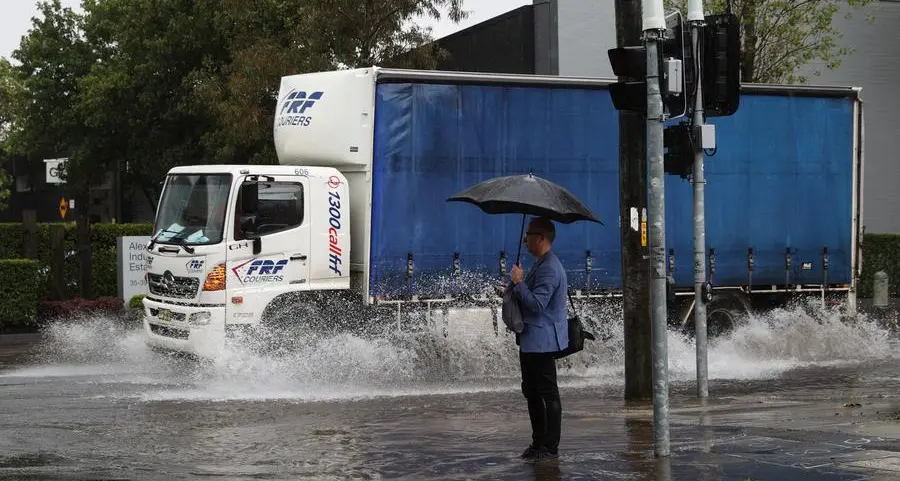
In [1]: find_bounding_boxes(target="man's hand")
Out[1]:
[511,264,524,284]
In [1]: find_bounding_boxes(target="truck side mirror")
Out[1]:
[241,181,258,214]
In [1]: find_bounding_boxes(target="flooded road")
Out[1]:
[1,302,898,480]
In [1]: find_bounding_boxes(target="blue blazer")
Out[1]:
[513,250,569,353]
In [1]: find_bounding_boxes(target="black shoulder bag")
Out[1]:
[553,290,597,359]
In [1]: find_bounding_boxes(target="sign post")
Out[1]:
[117,236,151,306]
[644,0,671,458]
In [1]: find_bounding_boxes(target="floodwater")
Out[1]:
[1,300,898,480]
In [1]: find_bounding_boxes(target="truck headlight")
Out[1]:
[203,263,226,291]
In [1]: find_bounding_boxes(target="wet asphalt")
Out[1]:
[1,307,899,480]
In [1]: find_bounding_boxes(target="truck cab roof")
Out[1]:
[166,164,341,178]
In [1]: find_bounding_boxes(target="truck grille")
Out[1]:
[147,272,200,298]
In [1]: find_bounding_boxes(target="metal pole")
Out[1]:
[644,0,670,458]
[688,0,708,399]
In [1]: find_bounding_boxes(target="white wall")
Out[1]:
[556,0,616,77]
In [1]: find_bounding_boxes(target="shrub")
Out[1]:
[0,222,153,299]
[129,294,146,319]
[0,259,40,332]
[91,224,153,299]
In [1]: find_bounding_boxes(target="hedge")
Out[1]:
[0,259,40,332]
[0,222,153,299]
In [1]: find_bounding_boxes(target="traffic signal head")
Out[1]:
[664,122,693,179]
[608,46,646,78]
[607,46,647,113]
[703,13,741,117]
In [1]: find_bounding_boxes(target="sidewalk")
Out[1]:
[380,389,900,481]
[568,398,900,481]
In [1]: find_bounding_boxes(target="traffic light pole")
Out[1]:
[644,0,670,458]
[688,0,709,400]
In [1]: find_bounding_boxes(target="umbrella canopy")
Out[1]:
[446,173,602,225]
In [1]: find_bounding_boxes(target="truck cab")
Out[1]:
[141,165,349,357]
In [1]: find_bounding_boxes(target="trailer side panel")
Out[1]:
[663,94,856,288]
[369,82,620,298]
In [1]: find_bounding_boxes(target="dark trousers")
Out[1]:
[519,350,561,453]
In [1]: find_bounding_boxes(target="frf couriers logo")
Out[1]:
[231,258,288,284]
[276,89,324,128]
[326,175,343,276]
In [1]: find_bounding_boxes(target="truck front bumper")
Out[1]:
[142,297,226,358]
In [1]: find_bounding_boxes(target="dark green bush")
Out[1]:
[91,223,154,298]
[0,222,152,299]
[129,294,146,318]
[0,259,40,332]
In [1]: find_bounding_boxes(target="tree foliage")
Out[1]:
[665,0,874,84]
[0,168,9,211]
[5,0,94,170]
[4,0,466,212]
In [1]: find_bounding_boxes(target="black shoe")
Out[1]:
[532,447,558,461]
[520,445,539,459]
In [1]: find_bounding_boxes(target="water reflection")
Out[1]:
[528,461,561,481]
[653,457,672,481]
[622,414,674,481]
[623,415,656,478]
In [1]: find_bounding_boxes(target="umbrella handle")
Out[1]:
[515,214,525,266]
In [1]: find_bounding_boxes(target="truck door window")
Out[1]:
[235,181,304,240]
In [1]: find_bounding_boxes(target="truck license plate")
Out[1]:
[158,309,172,322]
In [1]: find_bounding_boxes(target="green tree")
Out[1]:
[7,0,467,210]
[75,0,234,207]
[0,57,21,212]
[0,58,21,140]
[0,169,9,211]
[194,0,468,165]
[5,0,94,177]
[311,0,467,67]
[665,0,874,84]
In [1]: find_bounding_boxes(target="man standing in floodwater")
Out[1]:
[509,217,569,461]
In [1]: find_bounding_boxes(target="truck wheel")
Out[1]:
[706,294,749,338]
[251,291,366,355]
[682,293,748,339]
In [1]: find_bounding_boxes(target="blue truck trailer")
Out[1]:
[142,66,863,355]
[334,68,863,333]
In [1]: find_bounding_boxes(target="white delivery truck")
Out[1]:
[141,66,863,358]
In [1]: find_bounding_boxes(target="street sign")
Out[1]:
[117,236,151,306]
[44,158,68,184]
[59,197,68,219]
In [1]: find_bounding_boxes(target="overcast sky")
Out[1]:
[1,0,530,60]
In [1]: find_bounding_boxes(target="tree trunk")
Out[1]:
[739,0,757,82]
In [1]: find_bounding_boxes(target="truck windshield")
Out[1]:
[152,173,232,245]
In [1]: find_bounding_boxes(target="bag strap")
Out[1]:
[567,288,576,317]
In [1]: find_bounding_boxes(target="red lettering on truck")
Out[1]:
[327,190,342,275]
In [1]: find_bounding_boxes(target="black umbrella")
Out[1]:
[447,172,602,265]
